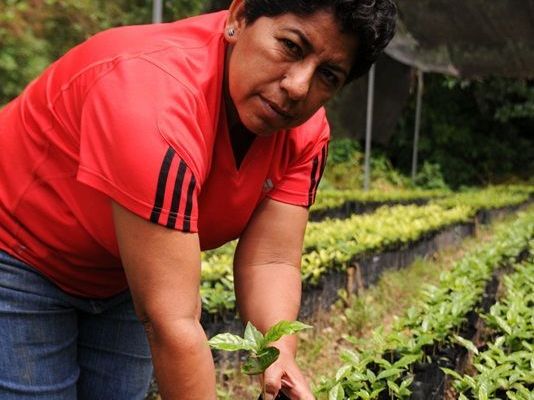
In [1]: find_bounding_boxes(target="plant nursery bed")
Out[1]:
[475,200,532,225]
[309,198,430,222]
[298,222,475,319]
[199,220,476,376]
[408,270,503,400]
[408,244,533,400]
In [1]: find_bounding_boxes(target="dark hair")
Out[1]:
[243,0,397,82]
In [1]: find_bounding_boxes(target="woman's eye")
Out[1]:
[281,39,302,57]
[320,68,340,87]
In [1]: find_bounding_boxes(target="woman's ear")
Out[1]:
[225,0,247,43]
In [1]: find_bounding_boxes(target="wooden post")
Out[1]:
[348,262,365,297]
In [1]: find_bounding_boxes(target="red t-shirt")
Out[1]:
[0,11,329,298]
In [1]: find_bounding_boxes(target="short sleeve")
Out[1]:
[267,110,330,208]
[76,58,206,232]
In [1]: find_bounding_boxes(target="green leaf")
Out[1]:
[244,321,264,350]
[462,375,477,389]
[421,317,430,332]
[376,358,392,369]
[340,349,361,365]
[370,387,385,398]
[208,333,254,352]
[506,392,520,400]
[387,380,400,394]
[521,340,533,352]
[350,372,368,381]
[393,354,420,369]
[495,315,513,335]
[512,383,530,396]
[366,369,377,383]
[441,367,463,381]
[377,368,403,381]
[263,320,312,345]
[242,346,280,375]
[494,336,506,348]
[335,364,353,382]
[328,383,345,400]
[478,381,489,400]
[453,335,479,355]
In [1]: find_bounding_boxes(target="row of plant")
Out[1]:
[311,188,447,215]
[503,184,534,197]
[315,210,533,399]
[301,204,472,284]
[444,257,534,400]
[431,185,532,215]
[200,203,474,314]
[311,185,533,220]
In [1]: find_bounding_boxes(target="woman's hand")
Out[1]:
[262,349,314,400]
[233,199,314,400]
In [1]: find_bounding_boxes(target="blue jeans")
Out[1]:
[0,251,153,399]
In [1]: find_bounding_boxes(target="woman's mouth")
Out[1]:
[258,96,293,120]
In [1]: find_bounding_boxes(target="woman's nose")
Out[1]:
[280,62,315,101]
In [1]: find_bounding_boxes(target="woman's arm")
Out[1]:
[112,202,216,400]
[234,198,313,400]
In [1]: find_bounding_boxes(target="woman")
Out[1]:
[0,0,396,399]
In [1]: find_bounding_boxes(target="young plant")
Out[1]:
[208,320,312,399]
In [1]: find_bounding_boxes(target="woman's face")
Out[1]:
[225,6,358,136]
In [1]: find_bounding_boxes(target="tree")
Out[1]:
[1,0,204,106]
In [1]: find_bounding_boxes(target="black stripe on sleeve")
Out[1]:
[150,147,175,224]
[312,144,328,202]
[319,144,328,179]
[182,173,197,233]
[307,156,320,207]
[166,160,187,229]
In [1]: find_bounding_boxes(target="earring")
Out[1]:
[228,28,235,37]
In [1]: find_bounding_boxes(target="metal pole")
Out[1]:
[363,64,376,191]
[152,0,163,24]
[411,69,424,181]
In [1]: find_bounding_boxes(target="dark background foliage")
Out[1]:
[386,74,534,188]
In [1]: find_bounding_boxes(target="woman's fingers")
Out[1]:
[262,363,284,399]
[278,369,314,400]
[261,355,314,400]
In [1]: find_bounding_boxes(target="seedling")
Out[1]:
[208,320,312,399]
